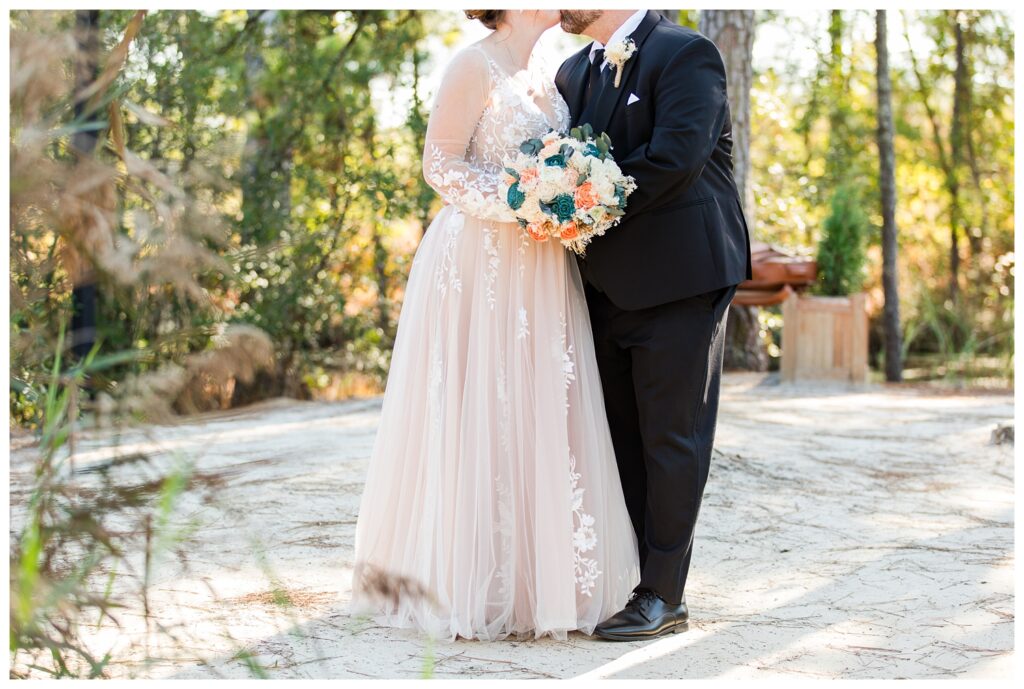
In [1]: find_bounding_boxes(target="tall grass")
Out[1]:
[897,284,1014,387]
[9,324,211,678]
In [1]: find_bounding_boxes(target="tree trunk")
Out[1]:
[826,11,841,182]
[949,10,967,303]
[825,10,856,187]
[410,44,432,238]
[959,13,987,258]
[875,11,903,382]
[372,222,392,341]
[67,10,102,368]
[699,10,766,371]
[240,10,292,245]
[904,15,962,306]
[700,10,755,221]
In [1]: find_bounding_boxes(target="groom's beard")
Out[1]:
[559,10,603,34]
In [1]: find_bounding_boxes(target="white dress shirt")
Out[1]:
[588,9,648,71]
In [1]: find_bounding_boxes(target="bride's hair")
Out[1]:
[464,10,505,30]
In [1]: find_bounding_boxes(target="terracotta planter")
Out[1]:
[780,292,869,384]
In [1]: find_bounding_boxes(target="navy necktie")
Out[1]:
[585,48,606,106]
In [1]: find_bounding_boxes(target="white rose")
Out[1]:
[540,165,564,185]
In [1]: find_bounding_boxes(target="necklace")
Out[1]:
[502,43,530,74]
[501,43,541,100]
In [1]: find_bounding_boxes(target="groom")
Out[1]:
[556,10,752,640]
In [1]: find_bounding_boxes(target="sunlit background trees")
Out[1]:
[10,8,1015,427]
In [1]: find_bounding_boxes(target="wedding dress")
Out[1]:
[349,42,640,642]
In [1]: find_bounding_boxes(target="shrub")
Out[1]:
[815,185,869,296]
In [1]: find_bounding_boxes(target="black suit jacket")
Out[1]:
[555,11,753,310]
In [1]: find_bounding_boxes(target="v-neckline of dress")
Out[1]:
[469,44,562,132]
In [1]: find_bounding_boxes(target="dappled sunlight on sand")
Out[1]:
[9,372,1012,678]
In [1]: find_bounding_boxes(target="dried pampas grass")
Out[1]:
[97,324,276,424]
[10,9,235,375]
[11,10,271,420]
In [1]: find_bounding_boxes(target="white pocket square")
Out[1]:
[627,92,640,105]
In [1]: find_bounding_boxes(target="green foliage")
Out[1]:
[752,10,1012,380]
[11,9,446,415]
[219,10,434,395]
[815,185,869,296]
[667,10,700,29]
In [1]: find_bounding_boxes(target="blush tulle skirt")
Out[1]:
[349,205,640,641]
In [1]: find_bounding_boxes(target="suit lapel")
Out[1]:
[587,10,663,136]
[569,49,591,126]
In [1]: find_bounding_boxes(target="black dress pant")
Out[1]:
[585,280,737,606]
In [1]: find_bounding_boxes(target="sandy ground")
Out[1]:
[9,372,1015,679]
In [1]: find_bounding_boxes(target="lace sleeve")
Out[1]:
[422,47,519,223]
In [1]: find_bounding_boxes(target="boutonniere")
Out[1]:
[604,37,637,88]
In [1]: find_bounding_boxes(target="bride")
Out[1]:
[349,9,640,642]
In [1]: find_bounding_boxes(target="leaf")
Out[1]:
[519,138,543,155]
[108,101,126,162]
[123,101,172,127]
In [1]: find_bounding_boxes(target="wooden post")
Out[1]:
[781,292,869,384]
[780,291,799,382]
[849,292,869,384]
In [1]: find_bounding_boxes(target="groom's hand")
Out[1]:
[615,36,729,218]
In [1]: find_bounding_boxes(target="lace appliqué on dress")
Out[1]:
[494,470,514,597]
[516,307,529,340]
[556,313,576,406]
[424,143,518,223]
[494,349,513,597]
[434,211,463,297]
[482,228,500,310]
[569,453,601,596]
[428,342,444,434]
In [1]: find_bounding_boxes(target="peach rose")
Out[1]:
[560,221,579,240]
[540,142,560,157]
[519,167,539,185]
[574,182,599,210]
[526,222,549,242]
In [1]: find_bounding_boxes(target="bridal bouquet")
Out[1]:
[501,124,637,255]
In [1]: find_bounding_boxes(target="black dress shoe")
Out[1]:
[593,588,689,641]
